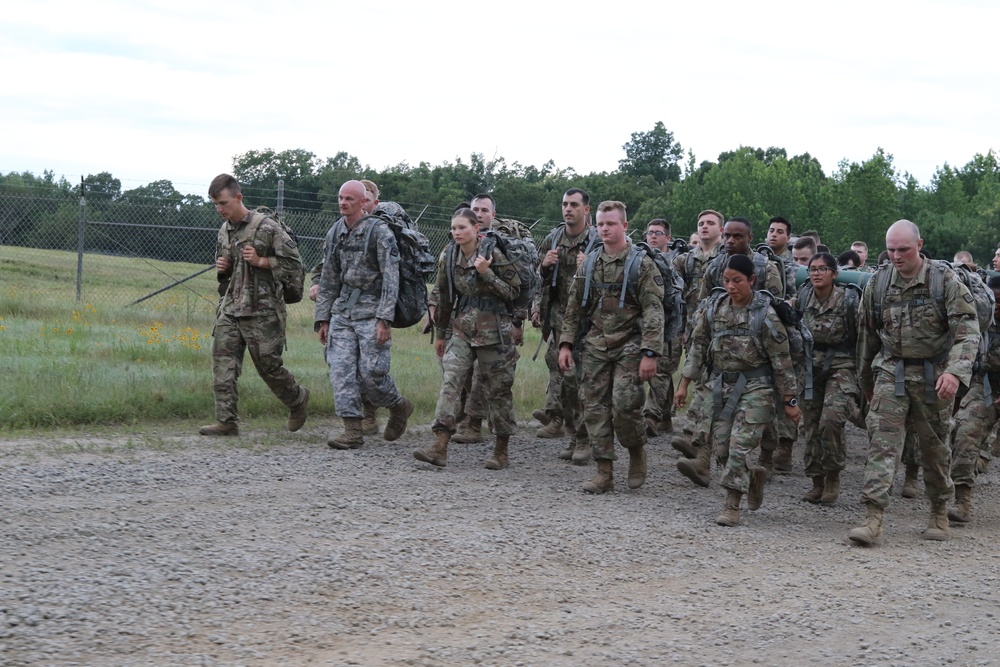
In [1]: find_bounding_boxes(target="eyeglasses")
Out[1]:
[645,230,666,237]
[807,266,832,274]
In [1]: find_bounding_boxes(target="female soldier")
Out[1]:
[796,252,860,504]
[413,209,520,469]
[675,254,800,526]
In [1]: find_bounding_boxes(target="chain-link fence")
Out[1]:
[0,186,561,315]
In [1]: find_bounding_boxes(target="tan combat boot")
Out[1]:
[848,503,884,545]
[558,443,574,460]
[747,466,766,510]
[923,500,950,540]
[199,421,239,436]
[948,484,972,524]
[659,414,673,433]
[820,471,841,504]
[757,447,775,479]
[535,416,565,439]
[773,438,794,474]
[485,435,510,470]
[383,397,414,442]
[287,388,310,433]
[582,460,614,494]
[645,416,660,437]
[414,430,450,467]
[627,446,647,489]
[901,464,920,498]
[328,417,364,450]
[716,489,743,527]
[677,443,712,488]
[571,432,591,465]
[532,409,551,425]
[360,396,379,435]
[671,431,698,459]
[452,416,485,443]
[802,476,825,503]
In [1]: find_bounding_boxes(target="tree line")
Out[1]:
[2,121,999,265]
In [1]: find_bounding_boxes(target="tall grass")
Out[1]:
[0,246,550,431]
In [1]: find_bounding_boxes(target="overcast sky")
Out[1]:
[2,0,997,198]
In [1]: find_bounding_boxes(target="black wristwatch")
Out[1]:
[784,397,798,408]
[643,349,657,358]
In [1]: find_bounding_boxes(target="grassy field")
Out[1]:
[0,245,550,432]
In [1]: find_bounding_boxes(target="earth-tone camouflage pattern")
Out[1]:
[949,324,1000,486]
[798,284,860,475]
[696,249,786,302]
[212,212,305,423]
[643,339,681,422]
[560,242,665,460]
[325,313,403,417]
[560,243,665,356]
[857,260,980,509]
[801,368,858,476]
[714,386,775,492]
[674,244,720,343]
[535,226,595,422]
[432,242,521,436]
[315,215,403,419]
[314,216,400,324]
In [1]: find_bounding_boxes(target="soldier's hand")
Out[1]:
[541,249,559,268]
[530,310,541,328]
[512,325,524,346]
[317,322,330,345]
[784,404,801,423]
[558,346,573,373]
[639,356,657,382]
[216,256,232,272]
[474,254,493,274]
[422,317,433,335]
[674,388,687,410]
[308,284,320,301]
[376,319,392,345]
[936,372,960,401]
[241,244,267,268]
[435,338,446,358]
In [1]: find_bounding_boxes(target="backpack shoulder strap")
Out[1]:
[843,283,862,344]
[580,246,604,308]
[621,243,649,309]
[872,264,892,328]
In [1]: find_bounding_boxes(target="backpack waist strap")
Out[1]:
[711,366,773,422]
[892,350,949,404]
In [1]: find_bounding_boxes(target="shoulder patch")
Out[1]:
[772,330,787,344]
[965,293,975,303]
[286,239,298,249]
[503,269,516,282]
[390,248,399,257]
[653,275,664,286]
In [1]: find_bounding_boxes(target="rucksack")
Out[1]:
[246,207,305,304]
[756,244,797,299]
[474,230,541,313]
[579,241,685,342]
[325,210,436,328]
[372,201,415,229]
[796,281,862,386]
[703,287,814,399]
[492,217,535,242]
[706,250,773,296]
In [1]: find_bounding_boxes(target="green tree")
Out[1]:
[618,122,684,185]
[819,149,900,252]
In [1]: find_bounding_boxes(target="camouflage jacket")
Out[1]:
[216,212,302,319]
[314,216,400,324]
[697,249,786,302]
[683,293,798,398]
[533,224,597,334]
[559,242,665,355]
[982,322,1000,374]
[434,242,521,347]
[798,285,858,373]
[857,260,979,394]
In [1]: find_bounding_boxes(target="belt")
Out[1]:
[711,366,773,422]
[893,351,949,404]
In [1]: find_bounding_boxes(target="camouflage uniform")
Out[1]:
[560,242,665,460]
[857,261,979,509]
[798,285,860,476]
[315,216,405,418]
[672,244,721,446]
[433,243,521,435]
[683,292,798,492]
[642,338,682,423]
[949,325,1000,487]
[212,212,307,424]
[535,225,597,432]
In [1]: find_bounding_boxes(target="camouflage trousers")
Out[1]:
[680,373,714,448]
[326,313,403,419]
[949,379,1000,487]
[434,336,517,436]
[713,384,775,493]
[541,334,583,428]
[801,368,859,477]
[643,338,681,421]
[579,338,646,460]
[761,408,799,452]
[212,313,305,424]
[459,345,520,423]
[861,373,954,509]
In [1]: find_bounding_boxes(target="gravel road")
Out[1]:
[2,419,998,667]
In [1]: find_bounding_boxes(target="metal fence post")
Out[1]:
[75,185,86,302]
[277,179,284,220]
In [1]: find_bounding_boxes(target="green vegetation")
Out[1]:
[0,246,549,431]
